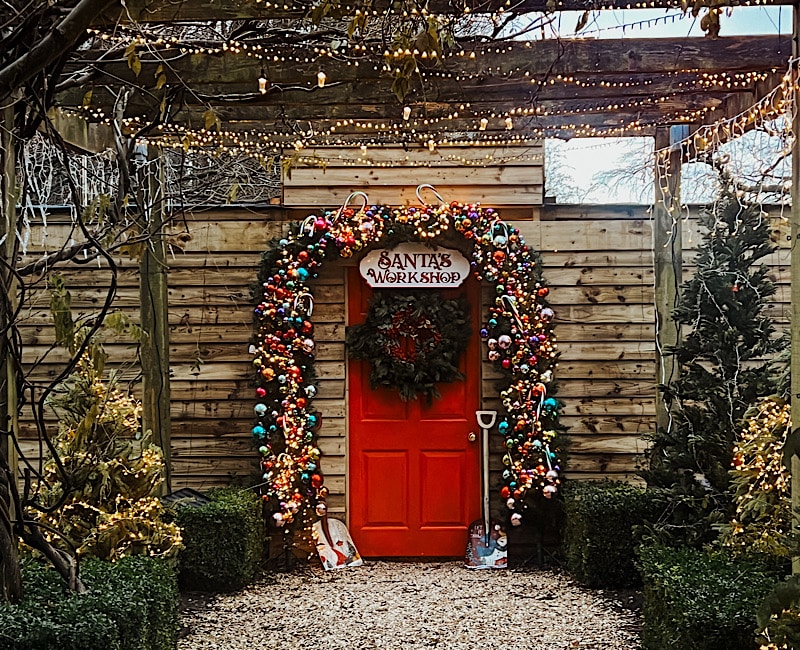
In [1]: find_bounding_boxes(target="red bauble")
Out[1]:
[500,486,511,498]
[311,474,324,489]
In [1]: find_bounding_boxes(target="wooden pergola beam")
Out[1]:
[55,34,787,137]
[58,77,740,117]
[68,35,788,89]
[109,0,789,22]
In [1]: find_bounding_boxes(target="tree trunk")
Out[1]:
[0,102,22,604]
[0,461,22,603]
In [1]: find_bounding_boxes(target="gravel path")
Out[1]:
[178,561,641,650]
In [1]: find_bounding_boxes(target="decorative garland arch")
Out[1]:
[251,187,563,532]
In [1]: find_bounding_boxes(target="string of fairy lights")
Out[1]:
[86,24,778,90]
[71,7,787,158]
[651,57,795,442]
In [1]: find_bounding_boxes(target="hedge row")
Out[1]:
[175,487,265,591]
[639,545,782,650]
[562,480,662,588]
[0,555,178,650]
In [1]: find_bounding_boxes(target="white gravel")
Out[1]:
[178,561,641,650]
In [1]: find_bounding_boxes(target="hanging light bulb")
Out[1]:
[258,69,268,94]
[360,144,367,155]
[479,118,488,131]
[403,106,411,120]
[427,139,436,152]
[505,117,513,130]
[317,71,327,87]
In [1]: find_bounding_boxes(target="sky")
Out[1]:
[543,6,791,203]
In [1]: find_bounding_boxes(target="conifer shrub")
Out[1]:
[639,545,781,650]
[563,480,662,588]
[175,488,265,591]
[643,185,786,547]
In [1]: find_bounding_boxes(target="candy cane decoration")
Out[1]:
[332,191,369,226]
[416,183,446,206]
[294,292,314,317]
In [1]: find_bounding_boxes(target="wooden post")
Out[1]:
[139,145,171,492]
[791,0,800,575]
[0,104,18,488]
[654,127,683,433]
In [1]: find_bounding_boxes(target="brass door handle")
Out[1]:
[467,432,477,443]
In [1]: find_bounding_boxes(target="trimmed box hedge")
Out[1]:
[563,480,661,588]
[175,487,265,591]
[639,545,782,650]
[0,555,179,650]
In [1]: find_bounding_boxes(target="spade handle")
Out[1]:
[476,410,497,431]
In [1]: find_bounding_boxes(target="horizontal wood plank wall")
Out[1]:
[520,206,656,484]
[16,200,790,519]
[282,145,544,207]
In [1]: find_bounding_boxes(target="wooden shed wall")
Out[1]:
[16,201,790,520]
[282,145,544,208]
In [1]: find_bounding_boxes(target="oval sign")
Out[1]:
[359,243,470,289]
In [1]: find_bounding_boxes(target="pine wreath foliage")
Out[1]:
[347,291,470,402]
[643,181,787,546]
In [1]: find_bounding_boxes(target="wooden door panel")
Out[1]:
[361,451,409,527]
[361,381,410,420]
[419,451,468,526]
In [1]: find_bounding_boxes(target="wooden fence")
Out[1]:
[15,199,791,519]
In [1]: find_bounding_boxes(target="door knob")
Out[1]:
[467,432,477,443]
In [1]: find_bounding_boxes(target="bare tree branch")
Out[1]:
[0,0,118,101]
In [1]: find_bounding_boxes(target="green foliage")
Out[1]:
[346,291,470,401]
[175,488,265,592]
[644,183,786,547]
[756,575,800,649]
[639,545,782,650]
[0,556,178,650]
[49,273,74,348]
[32,323,182,560]
[718,397,794,559]
[563,481,662,588]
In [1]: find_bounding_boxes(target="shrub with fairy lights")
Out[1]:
[719,396,793,559]
[33,329,182,561]
[251,191,564,540]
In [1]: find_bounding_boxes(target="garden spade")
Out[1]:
[464,410,508,569]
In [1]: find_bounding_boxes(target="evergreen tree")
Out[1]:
[644,182,786,546]
[31,327,182,561]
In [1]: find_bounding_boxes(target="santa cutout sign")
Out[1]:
[313,516,364,571]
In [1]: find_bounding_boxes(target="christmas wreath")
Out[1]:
[346,292,470,402]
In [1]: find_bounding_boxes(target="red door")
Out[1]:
[347,266,481,557]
